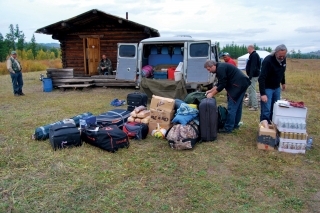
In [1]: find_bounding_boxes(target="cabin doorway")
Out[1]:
[83,37,100,75]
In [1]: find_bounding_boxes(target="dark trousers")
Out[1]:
[224,92,246,132]
[10,72,23,94]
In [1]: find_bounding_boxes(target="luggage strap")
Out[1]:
[108,111,125,125]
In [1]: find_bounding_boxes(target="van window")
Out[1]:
[190,43,209,57]
[119,45,136,57]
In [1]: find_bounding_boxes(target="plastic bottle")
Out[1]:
[306,137,313,150]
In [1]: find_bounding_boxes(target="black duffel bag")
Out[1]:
[49,123,82,150]
[81,125,130,153]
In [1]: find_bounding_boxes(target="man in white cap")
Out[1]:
[222,52,237,66]
[7,51,24,96]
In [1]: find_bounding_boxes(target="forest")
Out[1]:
[0,24,60,62]
[1,24,318,63]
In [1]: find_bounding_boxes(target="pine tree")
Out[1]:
[30,34,37,59]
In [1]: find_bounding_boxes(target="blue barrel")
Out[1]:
[42,78,53,92]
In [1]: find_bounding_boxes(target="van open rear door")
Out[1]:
[116,43,138,81]
[185,41,212,84]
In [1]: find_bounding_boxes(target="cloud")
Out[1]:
[295,26,320,33]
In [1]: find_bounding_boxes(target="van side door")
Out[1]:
[116,43,138,81]
[185,41,211,83]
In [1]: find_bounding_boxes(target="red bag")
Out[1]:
[123,122,149,140]
[167,67,176,80]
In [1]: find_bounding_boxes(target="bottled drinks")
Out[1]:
[306,137,313,150]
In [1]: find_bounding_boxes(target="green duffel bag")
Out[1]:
[184,91,207,105]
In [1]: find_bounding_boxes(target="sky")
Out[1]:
[0,0,319,53]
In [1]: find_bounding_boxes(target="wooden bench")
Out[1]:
[58,84,94,91]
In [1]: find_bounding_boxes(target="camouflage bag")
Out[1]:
[165,122,200,150]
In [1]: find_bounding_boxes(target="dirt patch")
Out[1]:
[0,134,6,144]
[309,191,320,213]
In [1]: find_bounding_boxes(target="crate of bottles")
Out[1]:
[278,131,307,154]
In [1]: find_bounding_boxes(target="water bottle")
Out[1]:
[306,137,313,150]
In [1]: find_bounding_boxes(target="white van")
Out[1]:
[115,36,219,90]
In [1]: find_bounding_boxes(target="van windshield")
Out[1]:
[190,43,209,57]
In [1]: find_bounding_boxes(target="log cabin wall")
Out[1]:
[60,28,150,76]
[36,9,160,77]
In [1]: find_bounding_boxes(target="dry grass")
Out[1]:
[0,59,62,75]
[0,59,320,212]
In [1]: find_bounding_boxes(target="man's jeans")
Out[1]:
[260,87,281,123]
[224,91,246,132]
[10,72,23,94]
[248,77,258,108]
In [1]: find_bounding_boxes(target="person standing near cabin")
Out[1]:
[99,54,112,75]
[245,45,261,111]
[7,51,24,96]
[204,60,251,133]
[222,52,237,66]
[258,44,287,123]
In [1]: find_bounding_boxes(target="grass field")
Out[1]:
[0,59,319,213]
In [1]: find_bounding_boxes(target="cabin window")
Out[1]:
[119,45,136,57]
[190,43,209,57]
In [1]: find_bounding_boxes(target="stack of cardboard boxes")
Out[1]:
[257,100,308,154]
[272,101,308,154]
[148,95,175,134]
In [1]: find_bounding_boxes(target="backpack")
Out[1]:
[141,65,153,78]
[218,105,228,129]
[123,122,149,140]
[165,122,200,150]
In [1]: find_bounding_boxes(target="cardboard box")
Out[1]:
[148,122,173,135]
[278,137,306,154]
[149,109,175,124]
[257,123,277,148]
[150,95,175,112]
[257,143,275,150]
[272,101,307,125]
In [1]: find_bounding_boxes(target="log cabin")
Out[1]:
[35,9,160,77]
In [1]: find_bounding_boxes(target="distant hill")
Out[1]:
[309,50,320,56]
[38,43,60,48]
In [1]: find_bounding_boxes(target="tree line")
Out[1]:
[0,24,60,62]
[215,42,319,59]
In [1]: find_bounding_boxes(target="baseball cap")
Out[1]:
[222,52,230,56]
[11,51,17,55]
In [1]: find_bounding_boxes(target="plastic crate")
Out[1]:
[153,71,167,79]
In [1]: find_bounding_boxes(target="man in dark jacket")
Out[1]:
[258,44,287,123]
[245,45,261,111]
[204,60,251,133]
[99,54,112,75]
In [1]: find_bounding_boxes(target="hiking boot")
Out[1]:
[219,128,232,134]
[248,107,258,111]
[14,93,20,96]
[19,93,25,96]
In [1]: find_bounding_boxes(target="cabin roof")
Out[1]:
[35,9,160,37]
[140,36,211,43]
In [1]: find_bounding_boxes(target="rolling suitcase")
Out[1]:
[199,98,218,142]
[96,109,131,128]
[127,92,148,112]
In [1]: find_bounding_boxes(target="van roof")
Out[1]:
[140,36,209,43]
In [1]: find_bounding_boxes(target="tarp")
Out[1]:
[140,78,188,100]
[237,50,270,70]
